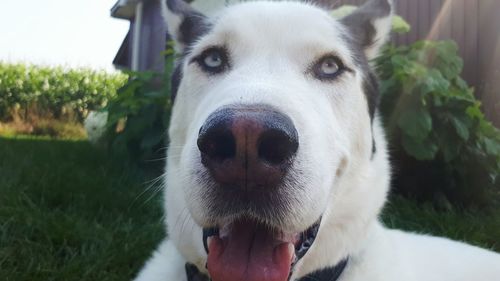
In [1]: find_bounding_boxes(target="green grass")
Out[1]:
[382,197,500,252]
[0,136,498,280]
[0,137,164,281]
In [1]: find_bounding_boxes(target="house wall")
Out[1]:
[331,0,500,126]
[134,0,168,72]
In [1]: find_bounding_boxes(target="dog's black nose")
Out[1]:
[197,105,298,189]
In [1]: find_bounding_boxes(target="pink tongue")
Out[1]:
[207,221,293,281]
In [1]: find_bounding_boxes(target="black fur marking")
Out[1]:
[166,0,211,47]
[340,30,380,157]
[343,15,376,48]
[339,1,388,157]
[178,13,211,46]
[359,50,380,158]
[166,0,182,12]
[171,62,183,102]
[340,32,380,120]
[166,0,195,14]
[341,0,391,49]
[165,1,213,102]
[362,70,380,121]
[365,71,379,158]
[185,263,210,281]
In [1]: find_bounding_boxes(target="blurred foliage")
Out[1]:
[104,50,174,163]
[377,40,500,206]
[0,119,86,139]
[0,62,127,122]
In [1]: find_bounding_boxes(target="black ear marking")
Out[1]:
[341,0,392,55]
[177,12,211,46]
[165,0,212,103]
[165,0,211,48]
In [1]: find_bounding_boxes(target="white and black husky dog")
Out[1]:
[134,0,500,280]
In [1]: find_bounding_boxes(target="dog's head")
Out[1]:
[163,1,393,280]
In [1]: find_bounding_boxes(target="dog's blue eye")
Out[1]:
[313,56,344,80]
[197,47,229,73]
[204,52,222,68]
[320,58,339,75]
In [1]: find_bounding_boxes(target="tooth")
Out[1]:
[207,236,214,249]
[288,243,295,261]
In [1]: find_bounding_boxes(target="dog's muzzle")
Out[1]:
[195,104,316,281]
[197,104,299,191]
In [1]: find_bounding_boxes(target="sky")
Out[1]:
[0,0,129,72]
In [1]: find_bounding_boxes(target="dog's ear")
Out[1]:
[340,0,393,60]
[162,0,210,52]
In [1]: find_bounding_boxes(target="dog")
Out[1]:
[134,0,500,280]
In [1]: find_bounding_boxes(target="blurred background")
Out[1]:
[0,0,499,280]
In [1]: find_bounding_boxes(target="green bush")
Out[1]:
[0,62,128,122]
[376,40,500,206]
[105,49,174,164]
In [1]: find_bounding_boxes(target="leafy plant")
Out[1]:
[0,62,127,122]
[376,40,500,205]
[104,52,174,163]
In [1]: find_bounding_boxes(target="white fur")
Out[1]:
[365,16,392,59]
[135,1,500,281]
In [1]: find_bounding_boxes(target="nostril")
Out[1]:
[258,129,299,165]
[198,130,236,162]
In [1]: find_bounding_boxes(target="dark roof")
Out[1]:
[113,31,131,69]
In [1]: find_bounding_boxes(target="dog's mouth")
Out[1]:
[203,217,321,281]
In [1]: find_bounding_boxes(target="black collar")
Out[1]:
[296,258,348,281]
[185,258,349,281]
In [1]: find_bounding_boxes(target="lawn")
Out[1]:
[0,137,164,281]
[0,136,498,281]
